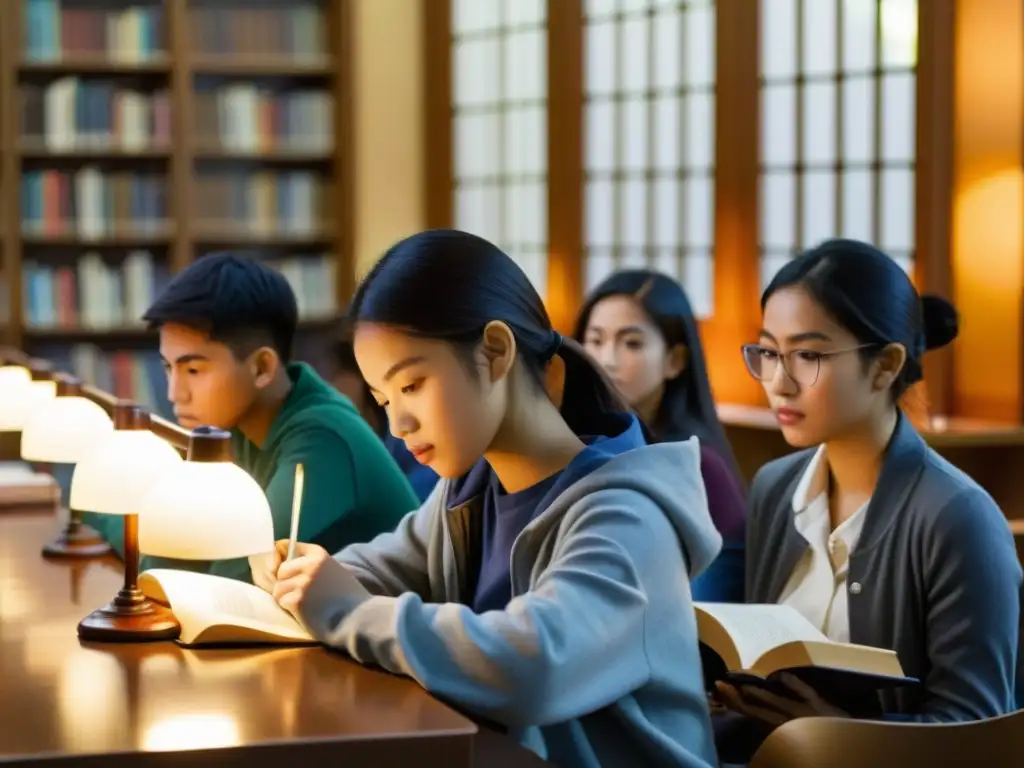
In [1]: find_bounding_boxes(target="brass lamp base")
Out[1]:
[42,521,112,558]
[78,594,181,643]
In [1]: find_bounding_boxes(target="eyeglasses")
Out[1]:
[740,343,875,387]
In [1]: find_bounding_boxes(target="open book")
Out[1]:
[139,569,318,647]
[696,603,918,716]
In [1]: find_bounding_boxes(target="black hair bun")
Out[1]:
[921,294,958,350]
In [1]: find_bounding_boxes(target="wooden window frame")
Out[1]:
[425,0,956,411]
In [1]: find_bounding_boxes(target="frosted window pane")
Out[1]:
[506,0,546,26]
[802,0,836,76]
[586,0,616,16]
[841,76,873,163]
[685,6,715,87]
[454,40,501,106]
[761,251,793,291]
[620,249,648,270]
[455,113,500,178]
[623,98,648,171]
[623,16,649,93]
[587,180,615,246]
[881,0,918,67]
[653,9,682,90]
[453,0,501,33]
[880,168,913,251]
[652,95,680,170]
[802,82,836,165]
[686,176,713,248]
[505,30,545,100]
[507,182,546,245]
[586,101,616,172]
[586,249,615,291]
[842,0,877,71]
[586,21,617,95]
[520,250,548,299]
[881,72,915,162]
[654,248,680,283]
[686,92,714,169]
[622,0,649,12]
[456,185,501,243]
[762,83,795,168]
[683,250,714,318]
[841,169,873,240]
[761,173,795,248]
[505,106,546,175]
[762,0,797,79]
[622,180,647,247]
[653,178,680,246]
[802,171,835,245]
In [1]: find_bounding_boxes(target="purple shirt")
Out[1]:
[698,444,747,542]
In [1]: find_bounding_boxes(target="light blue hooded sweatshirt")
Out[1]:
[294,435,723,767]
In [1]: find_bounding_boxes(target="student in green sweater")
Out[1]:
[82,253,419,581]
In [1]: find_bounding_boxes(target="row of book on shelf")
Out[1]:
[23,0,327,62]
[21,80,335,154]
[20,169,327,237]
[22,251,337,331]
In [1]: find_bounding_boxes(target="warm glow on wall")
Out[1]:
[952,169,1024,418]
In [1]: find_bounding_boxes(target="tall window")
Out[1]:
[451,0,548,295]
[759,0,918,288]
[583,0,716,317]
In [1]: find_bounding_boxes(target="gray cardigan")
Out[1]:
[745,415,1022,721]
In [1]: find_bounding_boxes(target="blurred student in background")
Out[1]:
[575,269,747,602]
[714,240,1021,760]
[83,253,419,581]
[331,328,439,502]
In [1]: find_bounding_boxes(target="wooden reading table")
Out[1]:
[0,508,548,766]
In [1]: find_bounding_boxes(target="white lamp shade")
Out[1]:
[70,430,183,515]
[21,395,114,463]
[0,366,31,391]
[0,379,57,432]
[138,460,274,560]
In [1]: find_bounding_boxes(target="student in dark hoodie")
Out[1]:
[82,253,419,582]
[575,270,747,602]
[250,230,723,768]
[331,330,439,502]
[714,240,1021,761]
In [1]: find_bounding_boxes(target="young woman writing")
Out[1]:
[575,270,747,602]
[251,230,723,768]
[715,240,1021,758]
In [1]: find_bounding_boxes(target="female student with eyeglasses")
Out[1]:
[714,239,1021,760]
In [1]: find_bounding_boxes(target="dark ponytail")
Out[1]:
[349,229,629,436]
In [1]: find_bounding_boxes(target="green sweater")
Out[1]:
[83,362,419,582]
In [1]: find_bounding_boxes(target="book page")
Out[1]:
[696,603,829,670]
[140,569,312,643]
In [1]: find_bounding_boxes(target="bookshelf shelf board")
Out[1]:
[18,59,172,77]
[191,231,336,247]
[192,149,333,164]
[19,146,172,161]
[21,233,175,248]
[23,327,155,342]
[189,57,334,78]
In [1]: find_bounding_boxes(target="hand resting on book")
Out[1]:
[714,672,850,727]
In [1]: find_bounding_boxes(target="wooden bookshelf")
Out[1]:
[0,0,353,416]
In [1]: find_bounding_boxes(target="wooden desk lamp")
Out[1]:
[73,402,184,642]
[21,374,114,558]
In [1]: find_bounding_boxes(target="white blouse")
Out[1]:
[777,445,870,644]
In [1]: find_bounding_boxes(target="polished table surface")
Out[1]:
[0,508,547,766]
